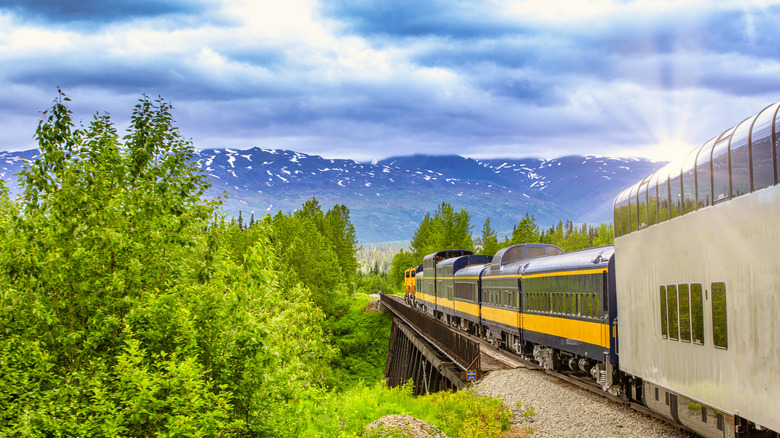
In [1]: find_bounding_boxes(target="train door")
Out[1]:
[607,255,619,364]
[518,278,525,348]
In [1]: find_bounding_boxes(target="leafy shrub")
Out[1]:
[0,93,333,437]
[326,294,393,391]
[302,381,511,437]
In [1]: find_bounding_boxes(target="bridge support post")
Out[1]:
[384,318,465,395]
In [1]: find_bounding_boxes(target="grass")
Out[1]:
[302,381,512,437]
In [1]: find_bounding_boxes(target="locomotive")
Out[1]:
[404,101,780,438]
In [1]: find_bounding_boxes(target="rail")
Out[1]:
[379,294,481,372]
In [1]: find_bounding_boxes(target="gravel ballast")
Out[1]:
[473,367,695,438]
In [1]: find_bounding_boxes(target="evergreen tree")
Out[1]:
[323,204,359,283]
[510,212,541,245]
[477,217,500,256]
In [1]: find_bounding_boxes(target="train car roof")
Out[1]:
[436,254,493,272]
[422,249,474,269]
[454,263,490,278]
[490,243,563,268]
[520,245,614,275]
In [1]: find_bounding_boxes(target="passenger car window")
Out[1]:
[660,286,668,338]
[648,172,659,225]
[730,116,755,197]
[629,184,639,232]
[712,128,735,202]
[669,165,683,218]
[678,284,691,342]
[657,170,670,222]
[696,138,716,208]
[682,149,699,214]
[667,285,679,340]
[712,282,728,349]
[751,103,779,190]
[691,284,704,345]
[637,178,649,229]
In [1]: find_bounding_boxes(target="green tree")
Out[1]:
[409,202,473,258]
[510,213,540,245]
[476,217,500,256]
[0,93,333,437]
[267,211,350,318]
[592,222,615,246]
[323,204,359,283]
[388,249,419,289]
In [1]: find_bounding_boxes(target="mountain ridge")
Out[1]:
[0,147,665,242]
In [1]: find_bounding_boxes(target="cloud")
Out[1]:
[2,0,204,24]
[2,0,780,162]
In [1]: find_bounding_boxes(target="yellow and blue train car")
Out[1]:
[434,254,492,326]
[520,246,615,369]
[476,244,564,353]
[417,249,472,317]
[403,264,422,304]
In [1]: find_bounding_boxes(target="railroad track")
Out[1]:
[460,314,690,431]
[384,295,690,434]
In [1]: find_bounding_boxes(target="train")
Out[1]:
[403,101,780,438]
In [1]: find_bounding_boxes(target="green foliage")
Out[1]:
[509,212,541,245]
[539,220,614,251]
[390,202,473,287]
[476,217,500,256]
[387,249,417,289]
[354,271,394,296]
[325,294,392,391]
[302,381,512,438]
[409,202,473,258]
[357,241,406,275]
[266,204,353,319]
[0,93,334,437]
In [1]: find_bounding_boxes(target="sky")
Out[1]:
[1,1,780,162]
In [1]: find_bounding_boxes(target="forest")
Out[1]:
[0,93,522,437]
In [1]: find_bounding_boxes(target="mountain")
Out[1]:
[0,147,665,242]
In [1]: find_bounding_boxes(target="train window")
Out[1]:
[592,294,599,317]
[629,184,639,232]
[667,285,679,340]
[613,197,621,237]
[730,116,755,197]
[637,178,649,229]
[678,284,691,342]
[619,189,630,235]
[660,286,668,338]
[669,164,683,218]
[648,172,659,226]
[775,106,780,185]
[657,170,670,222]
[583,294,589,317]
[752,103,779,190]
[546,293,551,312]
[712,282,728,349]
[696,138,716,208]
[691,284,704,345]
[712,128,735,202]
[681,148,698,214]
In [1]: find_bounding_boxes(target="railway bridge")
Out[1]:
[379,293,486,395]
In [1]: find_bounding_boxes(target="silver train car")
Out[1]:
[613,101,780,437]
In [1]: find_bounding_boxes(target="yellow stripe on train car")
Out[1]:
[453,300,480,317]
[523,313,609,348]
[481,306,520,327]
